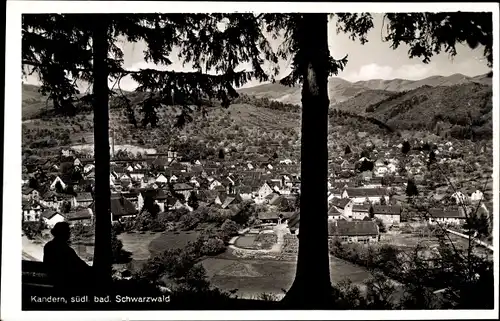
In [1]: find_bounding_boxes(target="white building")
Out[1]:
[470,190,484,202]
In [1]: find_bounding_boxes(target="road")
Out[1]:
[446,228,493,251]
[22,235,45,261]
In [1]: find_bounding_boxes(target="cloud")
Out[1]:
[343,63,433,81]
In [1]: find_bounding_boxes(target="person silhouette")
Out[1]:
[43,222,93,293]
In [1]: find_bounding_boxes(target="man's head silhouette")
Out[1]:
[51,222,71,242]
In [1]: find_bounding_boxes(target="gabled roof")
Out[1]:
[328,206,341,216]
[352,205,371,213]
[173,183,193,191]
[109,197,138,217]
[268,194,283,206]
[328,220,378,237]
[372,205,401,215]
[22,187,35,195]
[345,188,387,198]
[221,196,237,209]
[330,197,351,209]
[76,192,93,202]
[41,209,59,219]
[428,208,465,219]
[66,209,93,221]
[213,185,226,192]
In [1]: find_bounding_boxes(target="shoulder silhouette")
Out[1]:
[43,222,93,292]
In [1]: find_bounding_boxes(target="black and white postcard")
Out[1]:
[2,1,499,320]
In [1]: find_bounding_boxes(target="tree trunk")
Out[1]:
[282,14,333,308]
[91,15,112,288]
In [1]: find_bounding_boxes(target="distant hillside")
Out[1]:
[22,83,54,120]
[237,73,492,106]
[335,82,492,140]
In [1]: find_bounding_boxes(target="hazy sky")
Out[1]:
[24,13,491,91]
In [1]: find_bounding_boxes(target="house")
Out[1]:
[209,179,222,191]
[220,194,243,210]
[363,176,383,188]
[340,159,351,170]
[352,205,371,220]
[72,192,93,209]
[451,191,469,205]
[342,188,389,205]
[73,158,82,167]
[189,176,201,188]
[22,187,40,202]
[258,182,274,199]
[42,209,66,228]
[155,174,169,184]
[173,183,194,200]
[122,191,139,209]
[109,196,138,222]
[258,212,295,224]
[169,174,179,183]
[372,205,401,225]
[470,190,484,202]
[387,163,397,173]
[328,206,343,221]
[330,197,354,220]
[374,165,388,177]
[66,208,94,226]
[50,176,68,191]
[22,202,45,222]
[129,169,148,181]
[360,171,373,181]
[428,208,466,225]
[238,186,253,201]
[39,191,65,211]
[328,220,379,244]
[137,189,170,212]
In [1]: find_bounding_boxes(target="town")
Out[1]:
[22,126,494,298]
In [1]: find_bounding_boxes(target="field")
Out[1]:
[148,231,200,256]
[202,255,373,298]
[117,231,162,260]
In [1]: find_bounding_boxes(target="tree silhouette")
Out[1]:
[187,191,199,210]
[406,179,419,197]
[427,150,436,169]
[218,149,225,160]
[401,141,411,155]
[369,206,375,219]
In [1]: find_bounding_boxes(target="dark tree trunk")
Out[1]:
[282,14,333,308]
[91,15,112,287]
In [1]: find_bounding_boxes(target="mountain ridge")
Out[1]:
[237,72,492,106]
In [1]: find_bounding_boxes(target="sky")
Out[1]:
[23,13,492,91]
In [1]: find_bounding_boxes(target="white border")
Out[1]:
[3,1,499,320]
